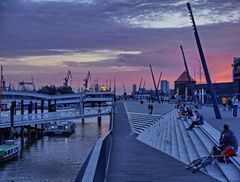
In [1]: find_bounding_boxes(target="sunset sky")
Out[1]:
[0,0,239,93]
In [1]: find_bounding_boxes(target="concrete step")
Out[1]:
[182,120,226,182]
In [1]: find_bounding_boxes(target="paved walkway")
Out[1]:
[106,102,218,182]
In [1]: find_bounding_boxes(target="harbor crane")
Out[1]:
[18,76,36,91]
[122,83,127,99]
[136,78,143,100]
[63,70,72,87]
[149,65,160,103]
[156,72,162,90]
[83,71,91,91]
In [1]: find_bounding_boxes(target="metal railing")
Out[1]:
[0,107,112,128]
[76,110,113,182]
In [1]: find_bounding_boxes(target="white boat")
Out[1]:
[0,140,21,163]
[45,121,75,136]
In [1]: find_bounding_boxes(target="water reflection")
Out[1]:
[0,116,109,182]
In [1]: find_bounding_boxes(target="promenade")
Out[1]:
[106,102,218,181]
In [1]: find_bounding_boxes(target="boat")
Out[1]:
[0,140,21,163]
[45,121,75,136]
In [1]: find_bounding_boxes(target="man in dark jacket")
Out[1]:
[186,110,204,130]
[220,124,238,156]
[212,124,238,159]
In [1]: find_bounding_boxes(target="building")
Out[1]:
[191,82,238,104]
[174,71,196,99]
[232,57,240,82]
[132,84,137,96]
[161,80,169,95]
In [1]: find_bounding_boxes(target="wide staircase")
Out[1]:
[124,102,240,182]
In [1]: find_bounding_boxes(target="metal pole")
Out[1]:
[149,65,160,103]
[136,78,143,101]
[187,3,221,119]
[180,45,195,102]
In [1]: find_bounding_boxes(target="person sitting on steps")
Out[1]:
[212,124,238,162]
[186,110,204,130]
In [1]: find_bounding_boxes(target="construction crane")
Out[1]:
[136,78,143,100]
[149,65,160,103]
[122,83,127,99]
[156,72,162,90]
[18,76,36,91]
[63,70,72,87]
[83,71,91,91]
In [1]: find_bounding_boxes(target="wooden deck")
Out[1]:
[106,102,218,182]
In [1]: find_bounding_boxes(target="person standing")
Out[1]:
[227,97,232,111]
[221,96,227,111]
[232,96,239,117]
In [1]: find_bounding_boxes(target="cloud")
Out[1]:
[0,0,240,92]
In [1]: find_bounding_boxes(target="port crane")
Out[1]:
[18,76,36,91]
[83,71,91,91]
[136,78,143,100]
[149,65,160,103]
[122,83,127,99]
[63,70,72,87]
[156,72,162,90]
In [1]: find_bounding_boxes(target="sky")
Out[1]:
[0,0,239,93]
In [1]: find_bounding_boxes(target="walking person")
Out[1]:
[227,97,232,111]
[232,96,238,118]
[148,103,153,114]
[221,96,227,111]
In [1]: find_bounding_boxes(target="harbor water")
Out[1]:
[0,116,110,182]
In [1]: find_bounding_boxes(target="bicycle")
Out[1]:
[185,154,224,173]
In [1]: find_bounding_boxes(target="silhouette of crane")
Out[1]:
[83,71,91,91]
[63,70,72,87]
[18,76,35,91]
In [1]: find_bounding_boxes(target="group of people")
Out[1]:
[222,96,239,117]
[177,102,238,161]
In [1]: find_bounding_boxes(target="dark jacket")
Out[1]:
[220,130,238,151]
[196,114,204,125]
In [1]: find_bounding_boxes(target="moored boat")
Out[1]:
[45,121,75,136]
[0,140,21,163]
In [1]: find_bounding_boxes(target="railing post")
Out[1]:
[10,101,16,139]
[41,99,44,119]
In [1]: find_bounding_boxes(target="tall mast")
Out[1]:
[187,3,221,119]
[180,45,195,101]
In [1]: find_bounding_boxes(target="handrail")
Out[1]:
[75,110,114,182]
[0,107,112,128]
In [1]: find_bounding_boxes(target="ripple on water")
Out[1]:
[0,116,110,182]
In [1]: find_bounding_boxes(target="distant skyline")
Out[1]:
[0,0,239,93]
